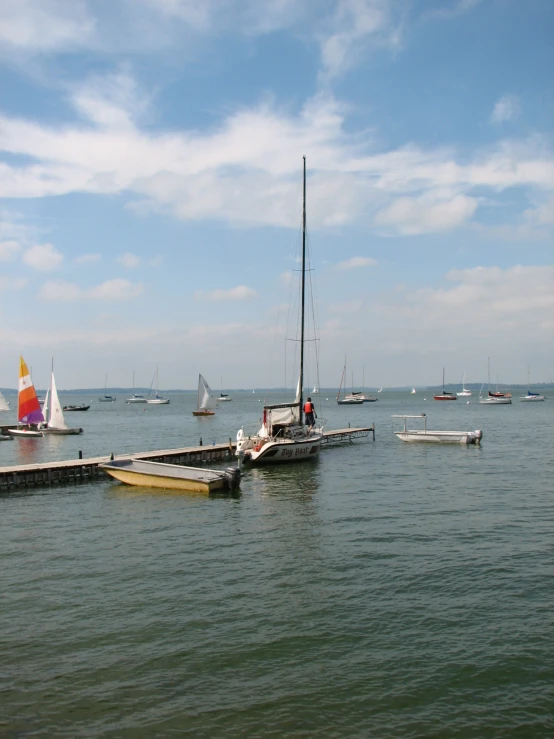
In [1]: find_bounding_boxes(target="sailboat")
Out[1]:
[479,358,511,404]
[0,391,9,411]
[311,384,319,395]
[378,387,383,393]
[193,374,216,416]
[0,390,12,440]
[433,369,457,400]
[9,356,44,437]
[235,157,324,464]
[146,367,170,404]
[217,377,232,402]
[410,387,416,394]
[41,364,83,434]
[336,359,364,404]
[99,374,116,402]
[126,370,147,403]
[520,366,545,402]
[456,372,472,397]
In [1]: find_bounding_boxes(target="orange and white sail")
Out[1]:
[18,356,44,425]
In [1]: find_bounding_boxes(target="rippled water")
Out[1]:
[1,392,553,737]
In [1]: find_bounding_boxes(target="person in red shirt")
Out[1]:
[304,397,316,428]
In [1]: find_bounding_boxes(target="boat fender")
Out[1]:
[254,442,264,452]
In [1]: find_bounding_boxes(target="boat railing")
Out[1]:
[391,414,427,433]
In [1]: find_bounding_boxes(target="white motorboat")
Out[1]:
[392,414,482,444]
[235,158,323,464]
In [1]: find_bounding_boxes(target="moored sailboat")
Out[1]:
[146,367,170,404]
[456,372,472,397]
[433,368,457,400]
[336,360,364,405]
[9,356,44,437]
[41,365,83,435]
[235,157,323,464]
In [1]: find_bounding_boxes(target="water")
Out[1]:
[1,393,553,737]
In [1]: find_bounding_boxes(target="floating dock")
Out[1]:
[0,426,374,492]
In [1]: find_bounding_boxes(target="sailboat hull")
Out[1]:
[42,427,83,435]
[193,410,215,416]
[242,435,322,465]
[9,428,43,437]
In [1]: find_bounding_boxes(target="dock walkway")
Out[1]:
[0,426,374,492]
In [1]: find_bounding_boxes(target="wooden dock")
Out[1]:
[0,426,374,492]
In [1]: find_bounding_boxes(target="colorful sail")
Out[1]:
[18,356,44,424]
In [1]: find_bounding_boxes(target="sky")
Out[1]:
[0,0,553,391]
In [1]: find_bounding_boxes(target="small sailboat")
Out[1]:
[377,387,383,393]
[410,387,416,394]
[520,367,545,402]
[456,372,472,397]
[479,359,511,404]
[311,384,319,395]
[433,369,457,400]
[126,370,147,403]
[41,365,83,434]
[193,374,216,416]
[9,356,44,437]
[336,360,364,405]
[0,391,10,412]
[217,377,232,402]
[99,374,116,402]
[146,367,170,404]
[235,157,324,464]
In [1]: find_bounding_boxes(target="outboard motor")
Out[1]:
[474,429,483,444]
[223,466,241,491]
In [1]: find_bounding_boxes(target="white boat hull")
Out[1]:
[238,434,322,465]
[9,428,43,438]
[520,395,545,402]
[395,430,482,445]
[146,398,170,404]
[479,397,512,405]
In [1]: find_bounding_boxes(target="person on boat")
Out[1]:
[304,397,316,428]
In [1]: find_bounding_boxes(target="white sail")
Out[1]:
[48,373,68,430]
[42,389,50,421]
[198,374,217,411]
[0,391,9,411]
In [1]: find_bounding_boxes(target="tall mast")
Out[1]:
[300,156,306,421]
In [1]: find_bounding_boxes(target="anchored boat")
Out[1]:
[41,365,83,435]
[9,356,44,438]
[100,458,240,493]
[433,368,457,400]
[392,414,482,445]
[235,157,323,464]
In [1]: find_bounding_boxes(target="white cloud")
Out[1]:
[74,253,101,264]
[0,0,95,52]
[22,243,63,271]
[40,278,144,301]
[374,194,478,235]
[194,285,258,301]
[0,75,552,236]
[490,95,521,124]
[0,240,21,262]
[336,256,377,269]
[117,251,141,268]
[319,0,392,78]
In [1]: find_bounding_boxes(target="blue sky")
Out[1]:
[0,0,552,391]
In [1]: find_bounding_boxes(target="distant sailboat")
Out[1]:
[9,356,44,437]
[457,372,472,397]
[410,387,416,394]
[0,391,9,411]
[193,374,216,416]
[99,374,116,402]
[217,377,232,402]
[42,364,83,434]
[146,367,170,404]
[126,370,147,403]
[520,366,545,402]
[433,369,457,400]
[336,358,364,404]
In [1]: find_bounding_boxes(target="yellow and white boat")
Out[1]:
[100,458,240,493]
